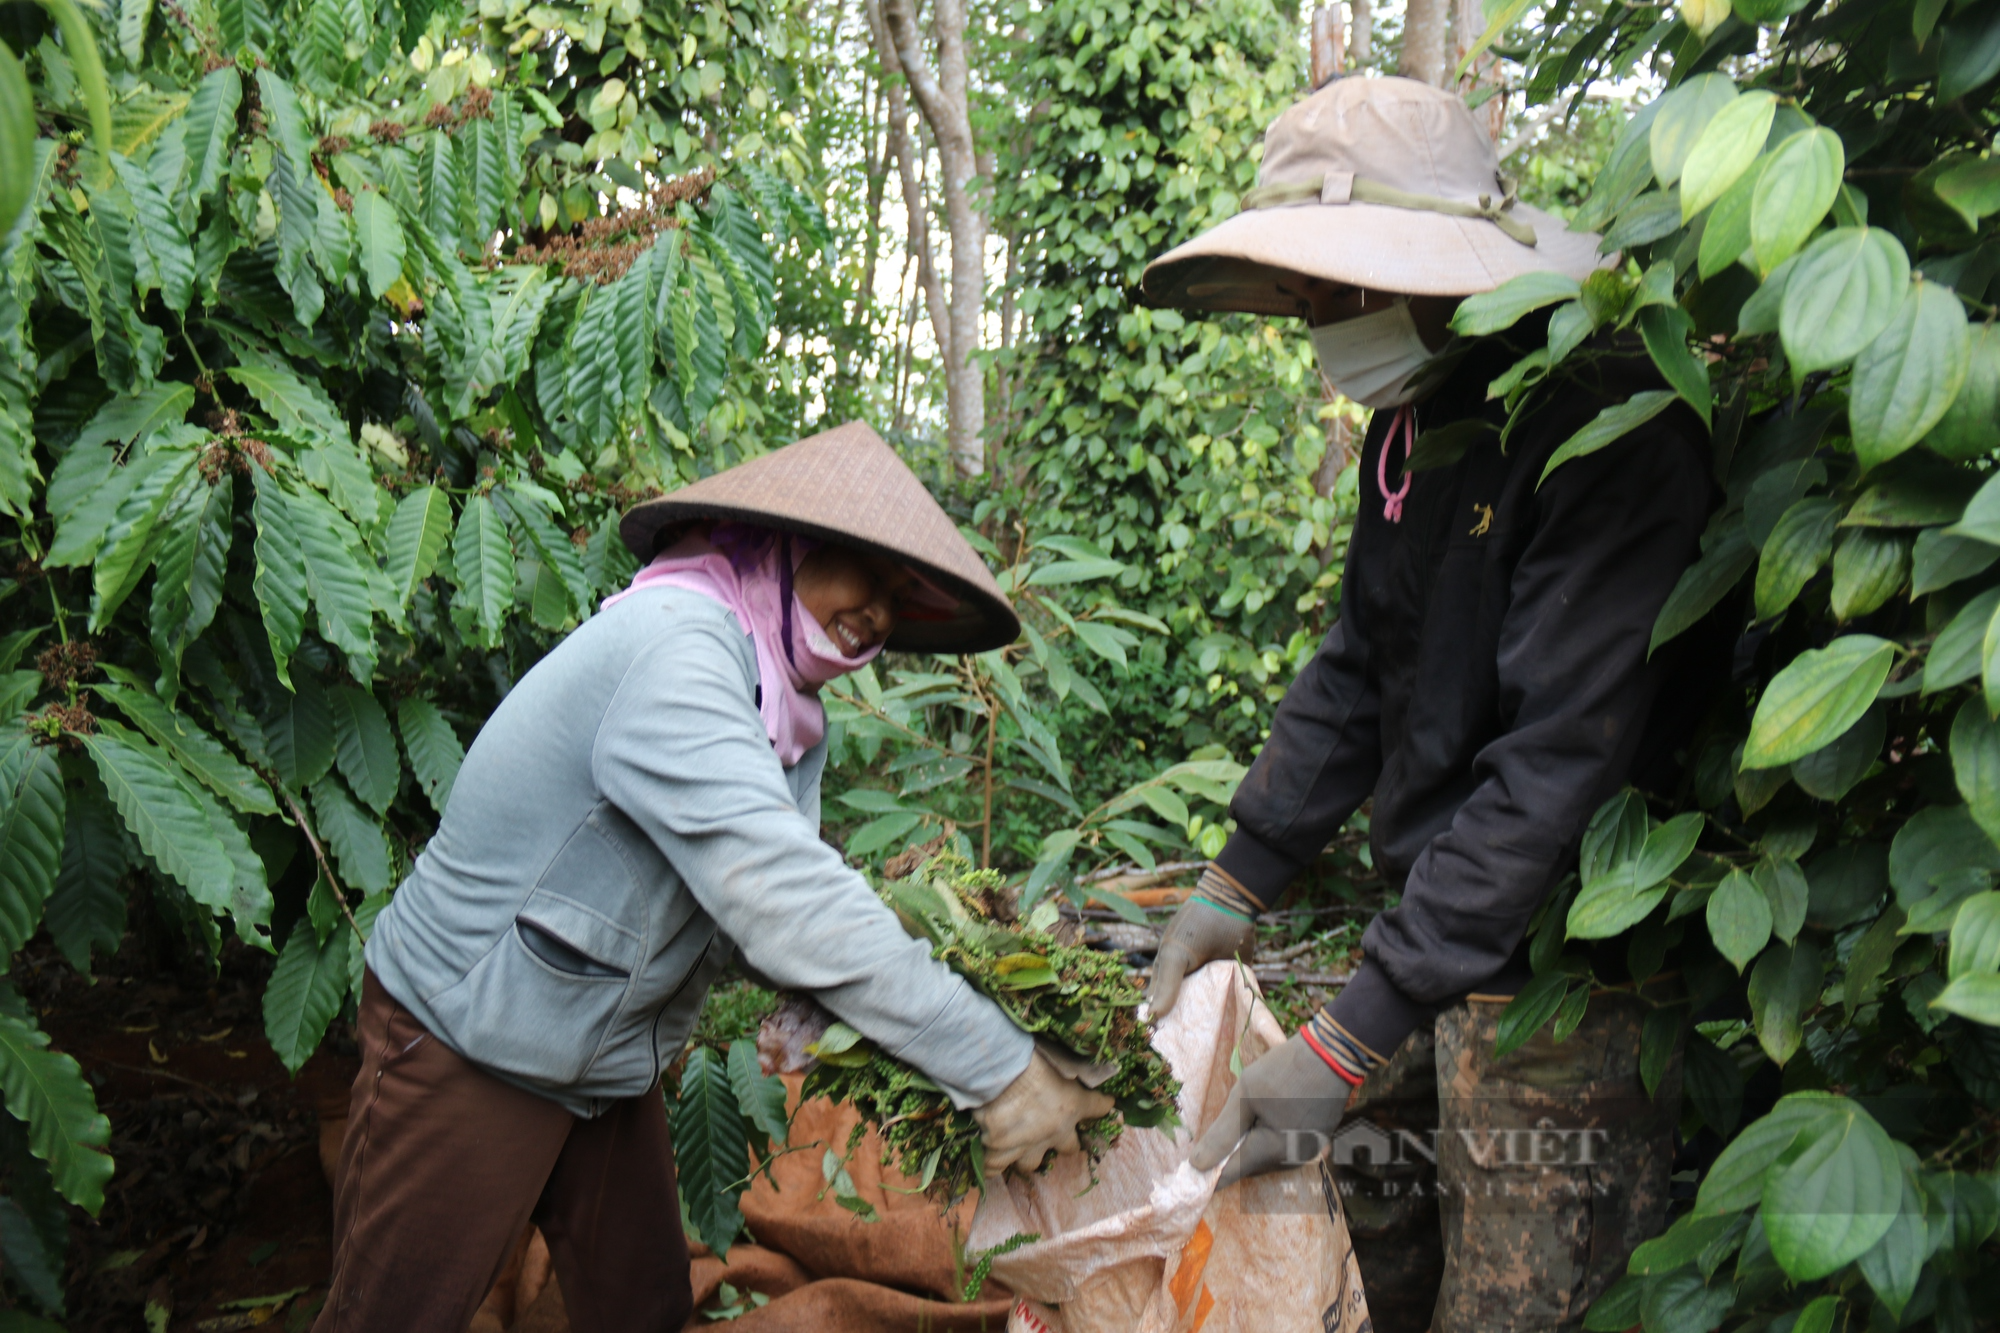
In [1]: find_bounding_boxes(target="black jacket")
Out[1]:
[1216,338,1714,1059]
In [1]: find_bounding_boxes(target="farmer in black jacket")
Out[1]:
[1140,77,1713,1333]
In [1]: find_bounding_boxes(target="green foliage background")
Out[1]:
[1448,0,2000,1327]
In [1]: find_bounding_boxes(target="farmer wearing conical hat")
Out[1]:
[318,423,1112,1332]
[1142,78,1718,1332]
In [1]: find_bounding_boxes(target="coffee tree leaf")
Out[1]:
[94,684,274,816]
[453,493,515,649]
[671,1045,749,1259]
[46,779,128,975]
[0,1013,113,1215]
[1779,228,1911,376]
[1744,635,1896,768]
[250,472,308,689]
[81,729,232,908]
[328,685,399,816]
[1750,129,1844,275]
[288,489,378,684]
[1681,90,1777,220]
[727,1037,789,1150]
[383,484,453,610]
[0,43,32,239]
[228,356,349,450]
[0,740,62,958]
[309,775,392,894]
[397,697,463,818]
[262,920,350,1077]
[179,64,239,219]
[89,454,197,632]
[1849,282,1972,471]
[352,189,406,300]
[263,675,334,793]
[1755,497,1839,620]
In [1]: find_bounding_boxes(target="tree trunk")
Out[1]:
[1398,0,1448,86]
[864,0,951,370]
[856,76,887,329]
[1348,0,1372,65]
[880,0,988,476]
[1450,0,1506,138]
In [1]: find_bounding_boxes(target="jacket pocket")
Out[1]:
[425,881,646,1087]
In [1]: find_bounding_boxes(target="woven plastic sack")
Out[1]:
[970,962,1371,1333]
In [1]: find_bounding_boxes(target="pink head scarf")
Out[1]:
[601,523,883,767]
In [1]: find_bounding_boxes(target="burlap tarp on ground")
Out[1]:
[337,962,1367,1332]
[482,1076,1016,1332]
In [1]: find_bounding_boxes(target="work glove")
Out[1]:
[1189,1031,1353,1188]
[974,1045,1118,1177]
[1144,885,1257,1020]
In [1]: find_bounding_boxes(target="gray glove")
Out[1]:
[1144,896,1257,1019]
[973,1046,1117,1177]
[1189,1031,1352,1187]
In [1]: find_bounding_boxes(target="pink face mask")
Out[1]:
[603,525,882,767]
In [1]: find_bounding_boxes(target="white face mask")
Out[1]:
[1309,299,1435,409]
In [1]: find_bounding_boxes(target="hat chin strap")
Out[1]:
[1239,171,1538,247]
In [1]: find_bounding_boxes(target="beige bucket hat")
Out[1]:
[619,421,1020,654]
[1142,77,1603,315]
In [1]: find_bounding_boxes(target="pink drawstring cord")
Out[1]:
[1377,404,1415,524]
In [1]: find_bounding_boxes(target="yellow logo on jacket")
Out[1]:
[1469,504,1494,538]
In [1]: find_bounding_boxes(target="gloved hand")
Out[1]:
[1189,1031,1353,1187]
[1144,896,1257,1020]
[973,1047,1118,1177]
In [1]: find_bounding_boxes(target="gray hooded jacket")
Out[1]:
[365,585,1033,1117]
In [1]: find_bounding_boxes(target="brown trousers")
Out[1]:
[315,971,693,1333]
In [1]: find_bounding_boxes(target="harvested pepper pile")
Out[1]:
[793,854,1181,1202]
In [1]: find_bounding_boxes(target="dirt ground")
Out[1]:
[15,932,356,1333]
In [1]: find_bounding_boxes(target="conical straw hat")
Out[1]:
[619,421,1019,654]
[1142,77,1603,313]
